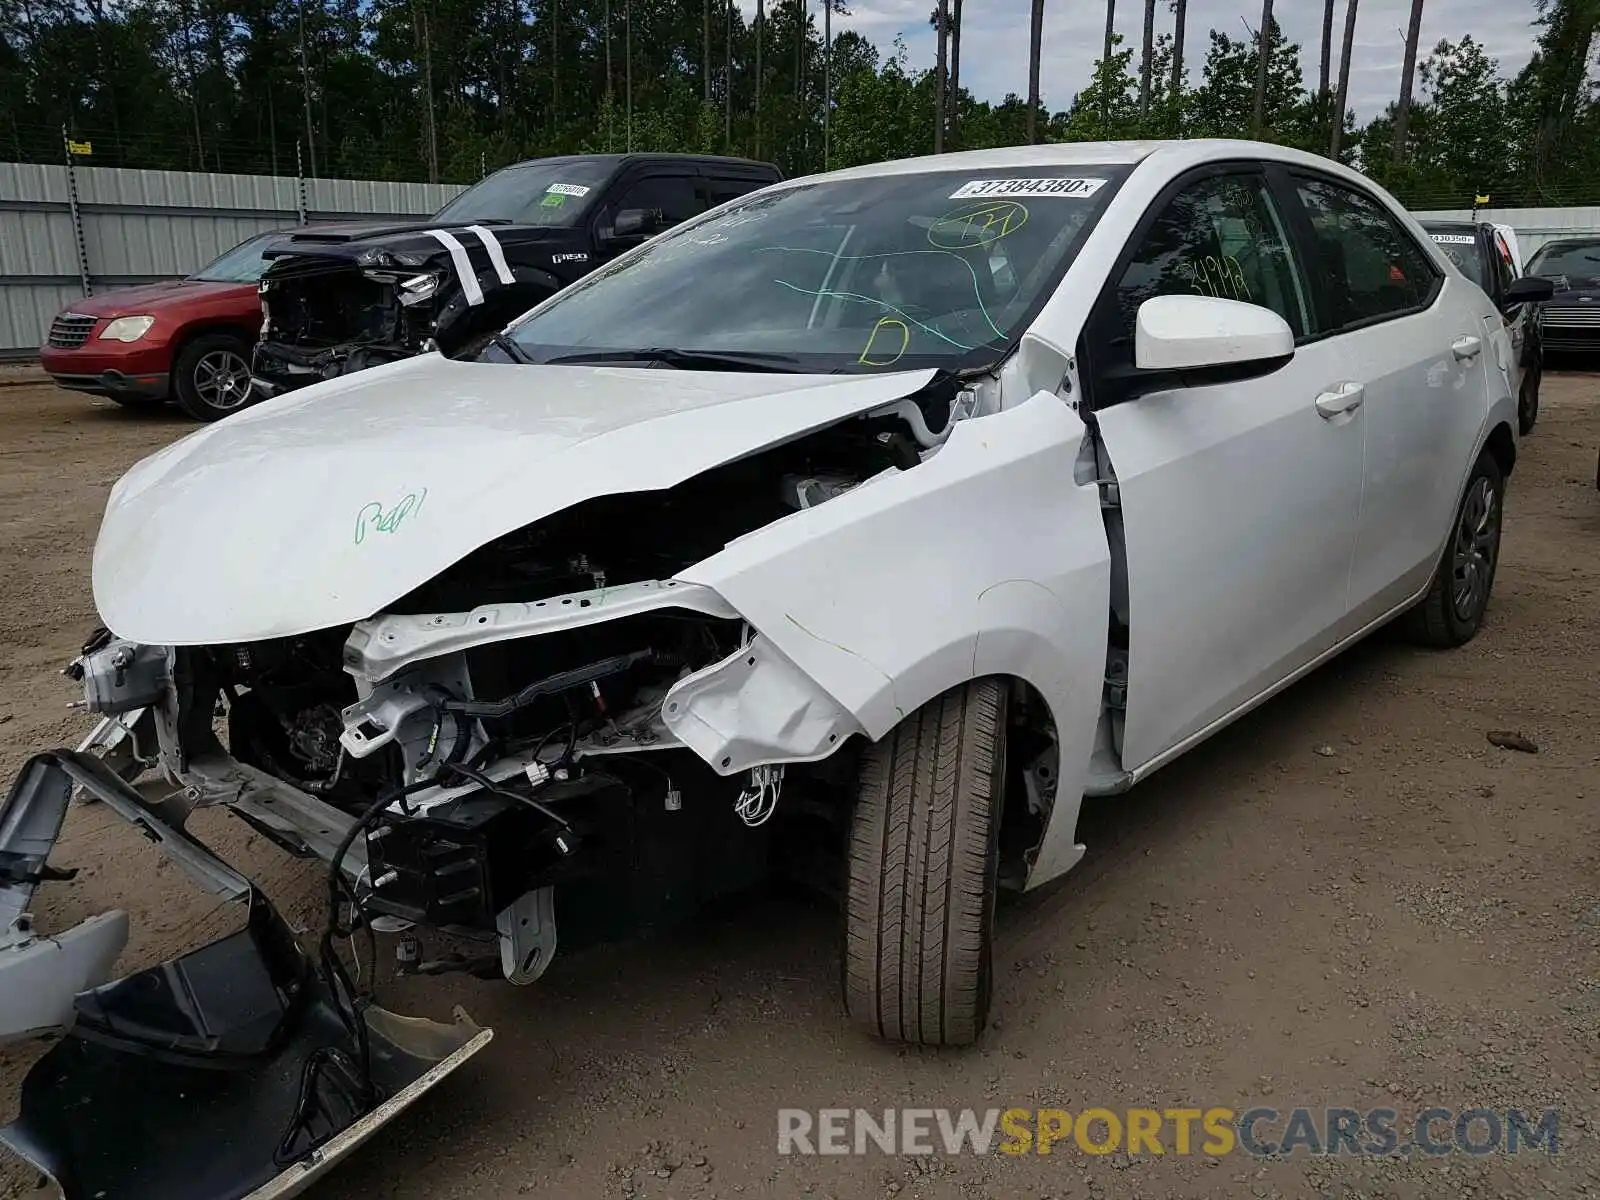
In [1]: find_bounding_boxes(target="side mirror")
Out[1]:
[1134,294,1295,374]
[1502,275,1554,310]
[610,208,656,239]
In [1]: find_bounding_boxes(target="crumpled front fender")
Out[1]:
[677,391,1112,886]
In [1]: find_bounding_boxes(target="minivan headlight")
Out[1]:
[99,315,156,342]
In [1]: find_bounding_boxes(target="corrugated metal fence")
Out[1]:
[1411,206,1600,260]
[0,162,466,359]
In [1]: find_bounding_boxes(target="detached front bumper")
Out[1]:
[0,751,492,1200]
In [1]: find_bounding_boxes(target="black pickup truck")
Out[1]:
[251,153,782,403]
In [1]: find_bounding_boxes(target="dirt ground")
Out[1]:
[1,374,1598,1200]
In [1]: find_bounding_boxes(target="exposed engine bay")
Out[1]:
[57,386,1026,973]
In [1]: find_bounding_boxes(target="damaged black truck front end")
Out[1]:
[253,153,782,398]
[252,221,578,396]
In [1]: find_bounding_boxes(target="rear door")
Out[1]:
[1284,171,1489,627]
[1082,164,1365,772]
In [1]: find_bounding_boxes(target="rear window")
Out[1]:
[1424,228,1485,287]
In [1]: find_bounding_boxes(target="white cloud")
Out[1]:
[741,0,1541,122]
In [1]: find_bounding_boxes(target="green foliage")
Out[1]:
[0,0,1595,212]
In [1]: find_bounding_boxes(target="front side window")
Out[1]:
[431,158,615,227]
[1294,177,1439,331]
[1113,171,1311,343]
[601,175,703,229]
[506,166,1131,373]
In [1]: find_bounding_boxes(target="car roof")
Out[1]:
[769,138,1403,197]
[496,152,778,173]
[1418,220,1480,234]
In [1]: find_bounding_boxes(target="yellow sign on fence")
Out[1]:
[66,140,92,156]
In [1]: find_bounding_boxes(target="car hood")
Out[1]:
[93,355,937,645]
[265,222,570,268]
[60,279,251,317]
[1545,282,1600,302]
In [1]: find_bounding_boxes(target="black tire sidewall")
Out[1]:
[1518,364,1540,435]
[174,333,253,422]
[1441,453,1506,640]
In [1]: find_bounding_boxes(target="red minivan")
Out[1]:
[39,231,285,422]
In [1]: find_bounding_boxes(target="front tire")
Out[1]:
[1404,449,1504,647]
[173,333,256,422]
[842,678,1006,1046]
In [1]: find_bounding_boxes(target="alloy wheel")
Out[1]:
[193,349,253,412]
[1450,476,1499,623]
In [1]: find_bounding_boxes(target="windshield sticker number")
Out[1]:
[949,177,1105,200]
[1430,233,1477,245]
[928,201,1029,249]
[355,488,428,545]
[546,182,591,197]
[859,317,911,366]
[1180,255,1252,303]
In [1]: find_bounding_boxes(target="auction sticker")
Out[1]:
[950,177,1106,199]
[546,182,592,197]
[1429,233,1476,244]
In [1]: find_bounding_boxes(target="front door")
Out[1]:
[591,171,705,262]
[1082,166,1366,773]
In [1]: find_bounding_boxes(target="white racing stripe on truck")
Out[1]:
[467,225,516,285]
[423,229,484,306]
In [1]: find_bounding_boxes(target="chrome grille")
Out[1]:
[46,313,98,349]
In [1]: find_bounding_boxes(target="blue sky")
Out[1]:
[740,0,1543,121]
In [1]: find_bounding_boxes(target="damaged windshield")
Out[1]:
[505,166,1131,372]
[432,157,615,227]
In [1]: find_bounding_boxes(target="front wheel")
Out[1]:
[173,333,256,422]
[842,678,1006,1046]
[1403,449,1505,648]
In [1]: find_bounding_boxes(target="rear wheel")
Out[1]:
[1403,449,1504,648]
[842,678,1005,1046]
[1517,361,1541,435]
[173,333,255,422]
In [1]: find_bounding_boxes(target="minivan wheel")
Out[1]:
[173,334,255,422]
[842,678,1006,1046]
[1404,449,1505,648]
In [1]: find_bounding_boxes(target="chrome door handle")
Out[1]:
[1314,382,1365,418]
[1451,335,1482,360]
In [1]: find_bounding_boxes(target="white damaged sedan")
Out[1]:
[2,139,1520,1197]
